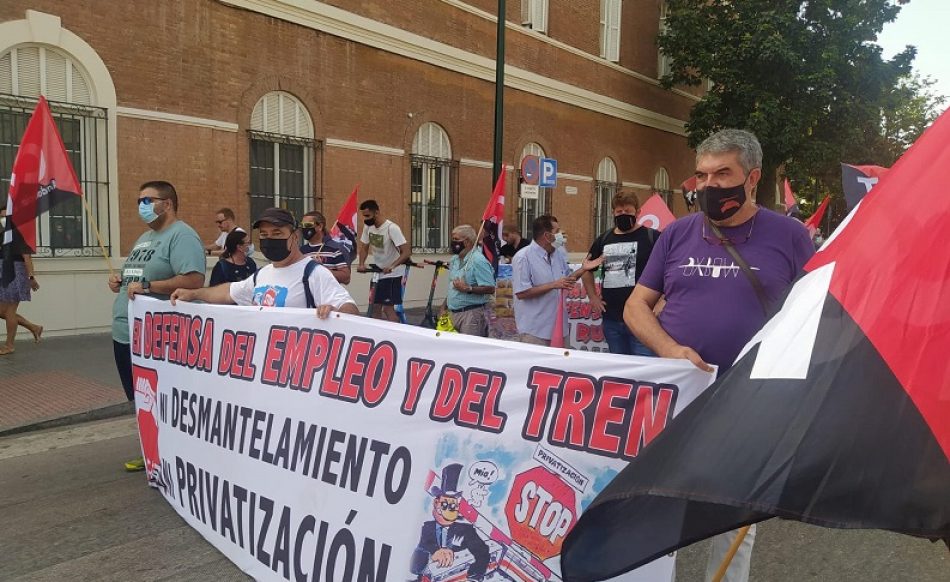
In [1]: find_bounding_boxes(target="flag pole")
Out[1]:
[78,193,116,277]
[711,525,752,582]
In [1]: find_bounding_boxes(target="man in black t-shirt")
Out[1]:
[581,191,659,356]
[499,224,530,262]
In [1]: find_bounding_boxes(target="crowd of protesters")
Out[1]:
[107,130,816,582]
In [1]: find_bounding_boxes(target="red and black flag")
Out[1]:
[480,166,506,276]
[561,111,950,581]
[841,163,889,211]
[783,178,801,219]
[3,96,83,284]
[681,175,698,210]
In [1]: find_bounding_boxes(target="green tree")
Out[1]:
[659,0,919,213]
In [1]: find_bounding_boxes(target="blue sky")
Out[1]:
[877,0,950,101]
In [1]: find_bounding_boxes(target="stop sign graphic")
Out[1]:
[504,466,578,560]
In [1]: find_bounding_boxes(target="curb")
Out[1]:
[0,401,135,438]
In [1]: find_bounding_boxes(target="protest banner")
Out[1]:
[130,298,713,581]
[489,264,608,353]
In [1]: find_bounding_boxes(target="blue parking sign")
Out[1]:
[540,157,557,188]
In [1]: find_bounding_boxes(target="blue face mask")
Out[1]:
[138,201,160,224]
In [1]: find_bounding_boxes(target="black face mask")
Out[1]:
[613,214,636,232]
[363,217,376,226]
[260,237,292,262]
[699,182,747,221]
[301,227,317,241]
[450,241,465,255]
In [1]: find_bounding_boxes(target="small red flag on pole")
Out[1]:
[3,96,85,284]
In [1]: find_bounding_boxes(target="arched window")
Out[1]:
[654,167,672,205]
[410,122,455,252]
[0,44,110,256]
[518,142,552,236]
[594,158,619,235]
[248,91,316,222]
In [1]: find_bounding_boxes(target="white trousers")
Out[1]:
[703,525,757,582]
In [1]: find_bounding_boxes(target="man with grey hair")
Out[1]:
[624,128,814,582]
[441,224,495,336]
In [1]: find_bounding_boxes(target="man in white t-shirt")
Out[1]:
[204,207,248,256]
[356,199,411,322]
[173,208,359,317]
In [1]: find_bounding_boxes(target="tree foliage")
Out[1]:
[658,0,942,216]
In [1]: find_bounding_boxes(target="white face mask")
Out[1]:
[551,232,567,248]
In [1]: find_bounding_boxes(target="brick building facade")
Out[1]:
[0,0,698,334]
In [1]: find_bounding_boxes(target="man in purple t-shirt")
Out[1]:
[625,129,814,582]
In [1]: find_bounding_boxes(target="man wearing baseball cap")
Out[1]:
[171,208,359,317]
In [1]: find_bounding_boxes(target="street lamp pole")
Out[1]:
[492,0,506,185]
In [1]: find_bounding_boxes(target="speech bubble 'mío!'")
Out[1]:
[468,461,499,485]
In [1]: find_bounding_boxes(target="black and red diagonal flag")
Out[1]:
[561,111,950,581]
[841,162,889,211]
[480,166,506,276]
[3,96,83,284]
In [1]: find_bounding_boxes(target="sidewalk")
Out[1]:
[0,333,131,436]
[0,306,435,436]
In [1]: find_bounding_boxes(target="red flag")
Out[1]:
[783,178,801,218]
[4,96,82,284]
[328,184,359,253]
[549,290,566,348]
[804,195,830,236]
[636,194,676,231]
[563,106,950,581]
[480,167,506,274]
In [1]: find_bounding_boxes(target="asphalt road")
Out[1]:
[0,418,946,582]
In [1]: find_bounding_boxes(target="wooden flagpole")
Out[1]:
[78,193,116,278]
[711,525,752,582]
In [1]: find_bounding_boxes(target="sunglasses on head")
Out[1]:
[138,197,166,205]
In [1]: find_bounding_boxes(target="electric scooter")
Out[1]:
[394,259,423,324]
[420,259,448,328]
[363,264,383,318]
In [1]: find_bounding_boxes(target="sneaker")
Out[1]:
[124,457,146,472]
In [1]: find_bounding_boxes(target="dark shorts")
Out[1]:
[373,276,403,305]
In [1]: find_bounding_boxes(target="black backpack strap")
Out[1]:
[706,218,769,316]
[302,260,318,309]
[252,270,259,285]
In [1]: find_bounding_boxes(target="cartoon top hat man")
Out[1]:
[411,463,490,581]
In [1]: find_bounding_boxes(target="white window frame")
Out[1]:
[410,122,454,253]
[600,0,622,63]
[248,91,316,218]
[0,45,110,257]
[658,2,673,79]
[521,0,549,34]
[654,167,673,205]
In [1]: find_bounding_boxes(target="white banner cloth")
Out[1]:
[129,298,713,582]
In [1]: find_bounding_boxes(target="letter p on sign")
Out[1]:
[540,158,558,188]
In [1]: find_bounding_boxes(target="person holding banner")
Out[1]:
[625,129,814,582]
[172,208,359,317]
[512,215,593,346]
[582,191,659,357]
[300,210,351,285]
[440,224,495,336]
[109,181,206,471]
